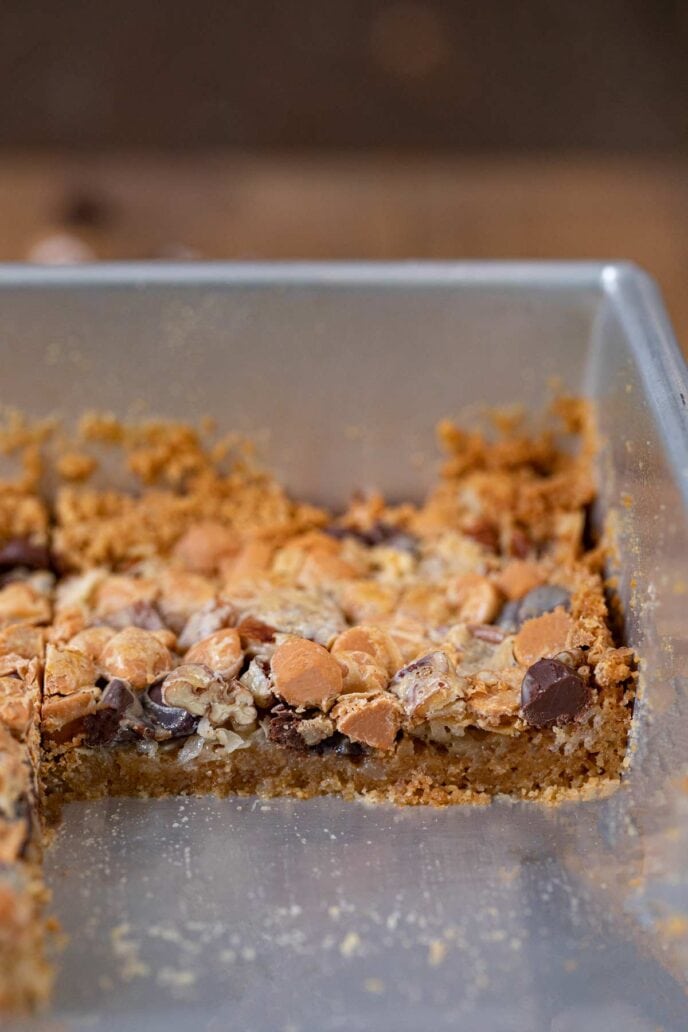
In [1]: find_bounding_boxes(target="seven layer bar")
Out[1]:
[0,487,53,1010]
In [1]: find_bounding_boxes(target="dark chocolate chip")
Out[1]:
[264,703,308,751]
[329,733,364,758]
[518,585,571,624]
[100,601,167,632]
[142,682,199,737]
[520,658,591,728]
[83,678,137,746]
[496,599,522,633]
[325,522,418,554]
[0,538,51,572]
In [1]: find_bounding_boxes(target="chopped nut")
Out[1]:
[0,678,32,738]
[369,614,434,664]
[195,715,251,752]
[100,628,172,691]
[177,600,237,650]
[496,560,542,601]
[514,609,573,666]
[162,663,256,727]
[297,713,335,747]
[231,586,346,646]
[100,600,167,632]
[335,650,389,694]
[66,626,116,662]
[236,615,276,656]
[331,624,402,676]
[185,628,244,679]
[448,573,503,624]
[239,658,274,708]
[332,693,402,751]
[173,521,240,575]
[271,638,343,710]
[390,651,468,722]
[55,568,105,610]
[44,644,97,697]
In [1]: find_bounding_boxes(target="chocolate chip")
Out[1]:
[142,681,199,738]
[100,601,167,632]
[518,585,571,624]
[83,678,138,746]
[0,538,51,572]
[325,522,418,554]
[496,599,522,633]
[329,733,364,758]
[264,703,308,751]
[520,658,591,728]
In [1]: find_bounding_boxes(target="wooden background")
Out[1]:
[0,1,686,351]
[3,152,687,352]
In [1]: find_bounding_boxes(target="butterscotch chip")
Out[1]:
[448,573,502,624]
[156,569,216,632]
[0,624,44,661]
[271,638,342,709]
[332,693,402,751]
[100,628,172,691]
[298,552,358,589]
[331,625,402,676]
[0,583,50,626]
[185,628,243,679]
[67,626,116,663]
[496,561,542,601]
[514,609,573,666]
[44,645,96,697]
[339,580,398,623]
[221,540,274,587]
[173,521,240,575]
[398,584,452,625]
[94,575,157,617]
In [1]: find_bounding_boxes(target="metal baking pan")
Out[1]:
[5,261,688,1032]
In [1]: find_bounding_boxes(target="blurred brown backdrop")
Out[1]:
[0,0,687,345]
